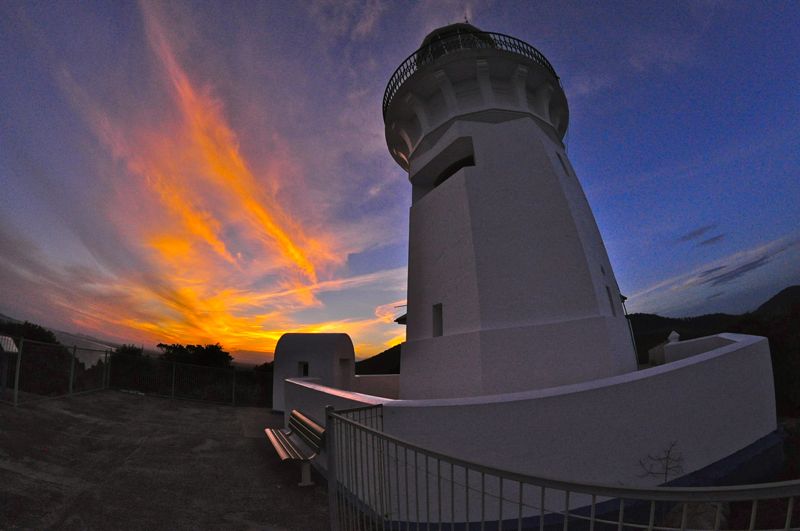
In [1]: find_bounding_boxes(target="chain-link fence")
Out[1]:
[0,337,271,408]
[0,337,109,406]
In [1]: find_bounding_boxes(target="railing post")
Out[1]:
[231,369,236,406]
[13,338,24,407]
[326,405,340,531]
[69,345,76,395]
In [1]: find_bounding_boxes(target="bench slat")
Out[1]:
[265,428,307,461]
[291,410,324,438]
[289,416,322,451]
[265,429,291,460]
[289,410,324,451]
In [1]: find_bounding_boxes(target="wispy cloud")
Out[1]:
[627,234,800,315]
[626,30,699,72]
[702,255,770,287]
[677,224,717,243]
[698,234,725,246]
[306,0,387,41]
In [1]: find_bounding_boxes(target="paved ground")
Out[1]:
[0,391,328,530]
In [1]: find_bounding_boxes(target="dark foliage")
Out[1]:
[105,343,271,406]
[156,343,233,368]
[114,344,144,358]
[109,344,153,392]
[254,360,273,372]
[0,321,58,344]
[234,366,273,407]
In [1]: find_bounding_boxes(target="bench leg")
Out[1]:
[298,461,314,487]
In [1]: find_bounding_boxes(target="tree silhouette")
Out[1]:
[156,343,232,368]
[639,441,684,484]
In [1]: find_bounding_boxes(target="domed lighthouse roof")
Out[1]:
[419,22,490,48]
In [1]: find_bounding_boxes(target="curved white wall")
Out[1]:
[285,334,776,486]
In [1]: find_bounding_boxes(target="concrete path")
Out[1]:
[0,391,328,530]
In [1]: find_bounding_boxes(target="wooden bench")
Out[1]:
[265,409,325,486]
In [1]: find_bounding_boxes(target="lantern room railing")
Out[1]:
[383,30,559,119]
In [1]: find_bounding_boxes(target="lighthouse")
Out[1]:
[275,23,778,496]
[384,24,638,398]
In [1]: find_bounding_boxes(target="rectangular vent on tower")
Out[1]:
[432,303,443,337]
[434,155,474,188]
[410,136,475,203]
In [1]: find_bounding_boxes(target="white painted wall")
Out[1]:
[286,334,776,488]
[271,333,355,412]
[663,335,734,363]
[399,115,637,398]
[352,374,400,398]
[389,334,775,486]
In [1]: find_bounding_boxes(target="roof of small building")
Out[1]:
[0,335,19,353]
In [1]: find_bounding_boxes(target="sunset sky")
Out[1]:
[1,1,798,362]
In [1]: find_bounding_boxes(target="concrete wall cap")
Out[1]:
[285,378,392,406]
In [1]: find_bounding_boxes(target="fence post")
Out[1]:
[231,369,237,406]
[326,405,340,531]
[106,350,112,389]
[13,338,24,407]
[69,345,76,395]
[171,361,176,399]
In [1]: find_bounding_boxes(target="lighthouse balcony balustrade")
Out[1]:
[383,31,560,118]
[326,404,800,531]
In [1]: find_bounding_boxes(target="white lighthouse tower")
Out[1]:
[274,23,777,496]
[384,24,638,398]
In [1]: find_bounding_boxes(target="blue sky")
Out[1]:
[0,1,798,361]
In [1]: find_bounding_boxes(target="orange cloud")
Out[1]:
[46,3,405,361]
[141,3,337,282]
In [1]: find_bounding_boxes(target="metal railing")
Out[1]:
[326,405,800,530]
[383,30,559,118]
[0,338,110,406]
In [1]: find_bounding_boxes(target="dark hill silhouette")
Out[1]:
[629,312,742,358]
[755,285,800,318]
[630,285,800,415]
[356,343,400,375]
